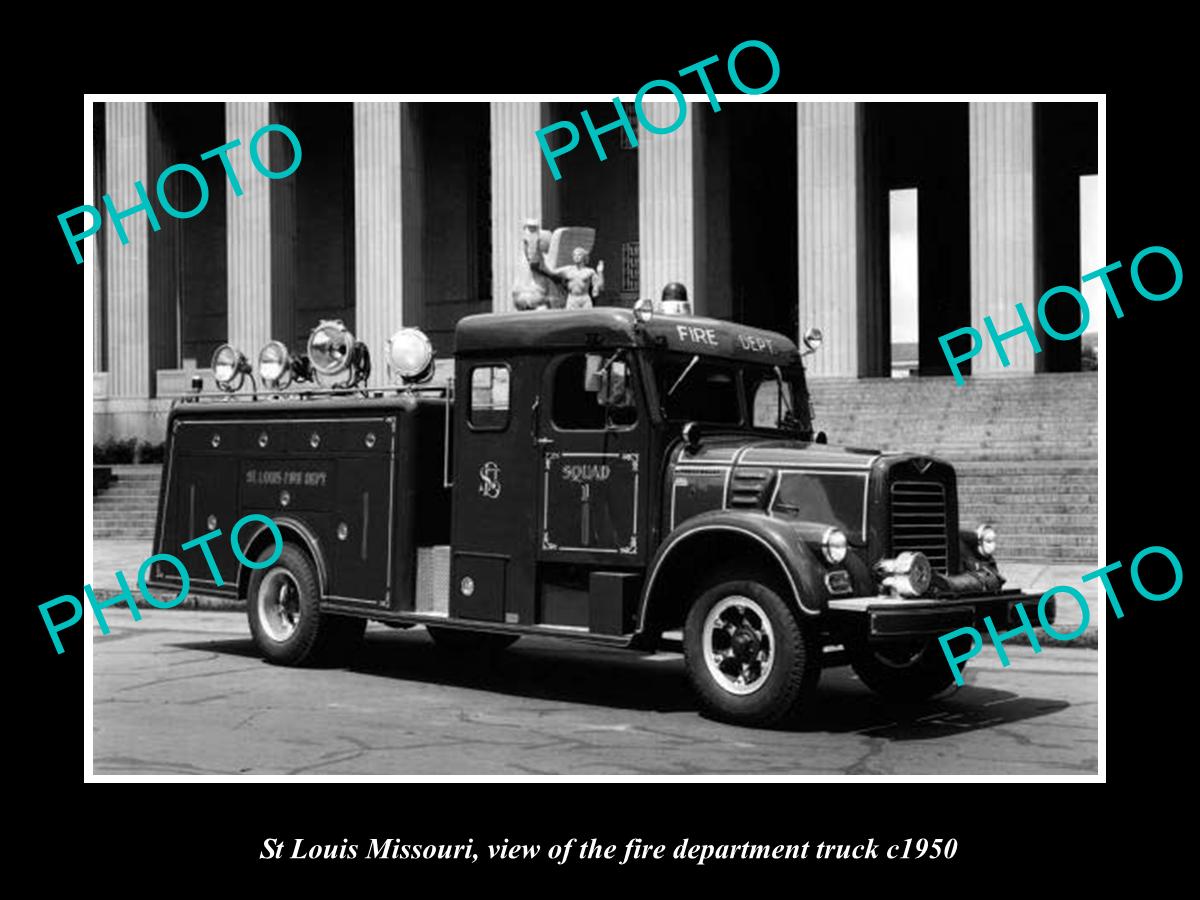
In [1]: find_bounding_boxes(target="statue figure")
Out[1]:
[512,219,555,310]
[512,221,603,311]
[551,247,605,310]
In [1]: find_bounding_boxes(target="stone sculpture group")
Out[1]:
[512,219,605,311]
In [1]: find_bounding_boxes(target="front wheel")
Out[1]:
[246,544,365,666]
[849,638,964,702]
[683,580,820,726]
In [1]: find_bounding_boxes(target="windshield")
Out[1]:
[653,352,813,436]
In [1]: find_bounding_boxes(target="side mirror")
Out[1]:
[682,421,702,454]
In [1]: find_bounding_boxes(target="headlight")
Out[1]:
[803,327,824,352]
[976,524,997,558]
[211,343,247,389]
[258,340,291,388]
[308,320,355,376]
[821,527,848,564]
[385,327,435,383]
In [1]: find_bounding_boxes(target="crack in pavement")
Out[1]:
[843,737,888,775]
[115,665,266,693]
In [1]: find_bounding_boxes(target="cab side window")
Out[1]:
[749,374,793,428]
[469,365,510,430]
[552,353,637,431]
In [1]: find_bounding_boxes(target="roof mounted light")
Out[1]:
[211,344,252,392]
[258,340,291,388]
[661,299,692,316]
[308,320,355,376]
[385,327,435,384]
[802,327,824,356]
[307,320,370,389]
[257,340,315,390]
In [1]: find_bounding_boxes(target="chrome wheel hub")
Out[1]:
[702,596,776,696]
[258,570,301,642]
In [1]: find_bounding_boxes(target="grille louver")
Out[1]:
[729,468,774,509]
[890,480,949,573]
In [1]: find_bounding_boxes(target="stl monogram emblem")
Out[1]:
[479,461,501,499]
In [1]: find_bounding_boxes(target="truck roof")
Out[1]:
[455,308,801,366]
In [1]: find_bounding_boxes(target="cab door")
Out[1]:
[449,357,542,624]
[535,351,648,622]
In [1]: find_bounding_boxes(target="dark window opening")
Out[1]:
[552,353,637,431]
[468,364,511,430]
[656,356,741,425]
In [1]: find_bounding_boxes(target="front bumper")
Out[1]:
[826,591,1052,644]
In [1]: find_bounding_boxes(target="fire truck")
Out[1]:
[149,305,1052,726]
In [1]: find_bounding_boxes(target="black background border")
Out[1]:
[21,28,1186,883]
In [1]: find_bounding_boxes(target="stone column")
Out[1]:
[93,195,104,370]
[105,102,150,399]
[969,101,1035,374]
[490,102,542,314]
[796,103,859,377]
[225,101,272,359]
[354,102,405,384]
[638,102,695,305]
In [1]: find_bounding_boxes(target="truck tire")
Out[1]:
[247,544,365,666]
[683,579,820,726]
[426,626,520,654]
[848,638,963,702]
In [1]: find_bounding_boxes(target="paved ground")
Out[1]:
[90,540,1101,638]
[92,611,1098,776]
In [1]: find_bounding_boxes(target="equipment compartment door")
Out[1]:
[157,447,239,594]
[330,455,393,606]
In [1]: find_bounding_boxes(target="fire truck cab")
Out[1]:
[150,306,1051,726]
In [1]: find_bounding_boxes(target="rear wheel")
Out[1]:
[246,544,365,666]
[426,626,520,654]
[683,579,820,726]
[849,638,963,701]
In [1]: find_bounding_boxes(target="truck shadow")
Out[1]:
[175,629,1071,740]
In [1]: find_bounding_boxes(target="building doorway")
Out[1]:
[692,102,800,336]
[147,102,228,377]
[403,104,492,354]
[888,188,919,377]
[269,103,356,352]
[541,101,639,308]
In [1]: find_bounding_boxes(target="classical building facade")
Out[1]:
[91,100,1096,440]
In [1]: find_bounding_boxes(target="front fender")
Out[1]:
[641,510,829,625]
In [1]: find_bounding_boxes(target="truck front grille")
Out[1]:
[890,480,949,573]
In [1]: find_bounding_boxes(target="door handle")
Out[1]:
[531,397,552,448]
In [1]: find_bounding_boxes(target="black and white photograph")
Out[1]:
[78,93,1109,779]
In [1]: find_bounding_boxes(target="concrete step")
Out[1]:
[97,492,161,502]
[959,489,1097,497]
[964,500,1096,509]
